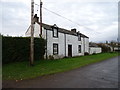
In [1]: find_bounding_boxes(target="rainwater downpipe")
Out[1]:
[64,33,66,57]
[46,28,48,60]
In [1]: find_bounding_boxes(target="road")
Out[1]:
[3,56,119,88]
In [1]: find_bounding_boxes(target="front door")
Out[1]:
[68,45,72,57]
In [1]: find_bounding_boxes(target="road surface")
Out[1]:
[3,56,119,88]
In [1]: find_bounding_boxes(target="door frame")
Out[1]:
[68,44,72,57]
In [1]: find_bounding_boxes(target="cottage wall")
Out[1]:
[25,22,89,59]
[43,29,87,59]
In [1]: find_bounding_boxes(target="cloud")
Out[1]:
[42,2,118,42]
[89,21,118,42]
[1,0,30,36]
[1,0,118,42]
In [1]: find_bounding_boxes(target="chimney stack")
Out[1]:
[71,28,77,33]
[33,14,39,23]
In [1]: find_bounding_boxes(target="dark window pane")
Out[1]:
[78,45,81,53]
[78,35,81,41]
[53,44,58,55]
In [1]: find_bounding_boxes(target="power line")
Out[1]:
[33,2,100,34]
[43,7,100,34]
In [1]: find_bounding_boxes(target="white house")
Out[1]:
[89,43,102,54]
[89,47,102,54]
[25,15,89,59]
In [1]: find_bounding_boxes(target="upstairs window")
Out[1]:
[53,44,58,55]
[78,34,81,41]
[53,28,58,37]
[78,45,81,53]
[52,24,58,38]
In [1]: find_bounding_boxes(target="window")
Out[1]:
[53,44,58,55]
[53,28,58,37]
[78,34,81,41]
[78,45,81,53]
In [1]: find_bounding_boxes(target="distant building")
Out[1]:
[89,42,102,54]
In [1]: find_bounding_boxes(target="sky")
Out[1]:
[0,0,119,42]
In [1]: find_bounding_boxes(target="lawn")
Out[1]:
[3,52,118,80]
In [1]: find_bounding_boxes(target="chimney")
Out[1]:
[71,28,77,33]
[34,14,39,23]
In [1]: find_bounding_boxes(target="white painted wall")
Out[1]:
[46,30,65,59]
[83,37,89,53]
[89,47,102,54]
[66,34,83,57]
[44,29,85,59]
[26,23,41,37]
[25,22,89,59]
[114,47,120,51]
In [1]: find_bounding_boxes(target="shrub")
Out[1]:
[92,53,97,55]
[2,36,45,64]
[48,55,54,60]
[97,44,111,53]
[84,52,89,56]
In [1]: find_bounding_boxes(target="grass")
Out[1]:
[3,52,119,80]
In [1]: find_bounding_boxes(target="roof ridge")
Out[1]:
[36,22,89,38]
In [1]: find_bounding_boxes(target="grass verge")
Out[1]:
[3,52,119,80]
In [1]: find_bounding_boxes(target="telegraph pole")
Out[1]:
[30,0,34,66]
[40,0,43,37]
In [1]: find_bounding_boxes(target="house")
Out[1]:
[107,42,120,52]
[89,42,102,54]
[25,14,89,59]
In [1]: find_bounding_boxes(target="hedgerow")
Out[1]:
[2,36,45,64]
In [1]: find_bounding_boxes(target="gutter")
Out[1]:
[46,28,48,60]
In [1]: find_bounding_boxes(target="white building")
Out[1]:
[25,15,89,59]
[89,43,102,54]
[89,47,102,54]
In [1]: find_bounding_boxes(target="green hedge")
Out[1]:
[2,36,45,64]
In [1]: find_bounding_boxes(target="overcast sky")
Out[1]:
[1,0,119,42]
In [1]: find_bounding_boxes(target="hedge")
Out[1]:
[2,36,45,64]
[97,44,111,53]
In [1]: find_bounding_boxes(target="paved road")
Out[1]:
[3,56,119,88]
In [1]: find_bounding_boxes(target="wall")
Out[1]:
[66,34,83,57]
[44,29,84,59]
[89,47,102,54]
[114,47,120,51]
[25,23,89,59]
[82,37,89,54]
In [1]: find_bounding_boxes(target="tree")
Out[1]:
[97,43,111,53]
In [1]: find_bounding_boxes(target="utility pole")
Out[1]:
[30,0,34,66]
[40,0,43,37]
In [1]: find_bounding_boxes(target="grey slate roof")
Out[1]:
[37,22,89,38]
[89,43,98,47]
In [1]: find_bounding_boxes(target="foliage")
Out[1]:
[92,53,97,55]
[84,52,89,55]
[97,43,111,53]
[48,55,54,60]
[3,52,118,80]
[2,36,45,64]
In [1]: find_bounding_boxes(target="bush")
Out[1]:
[2,36,45,64]
[84,52,89,56]
[48,55,54,60]
[97,44,111,53]
[92,53,97,55]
